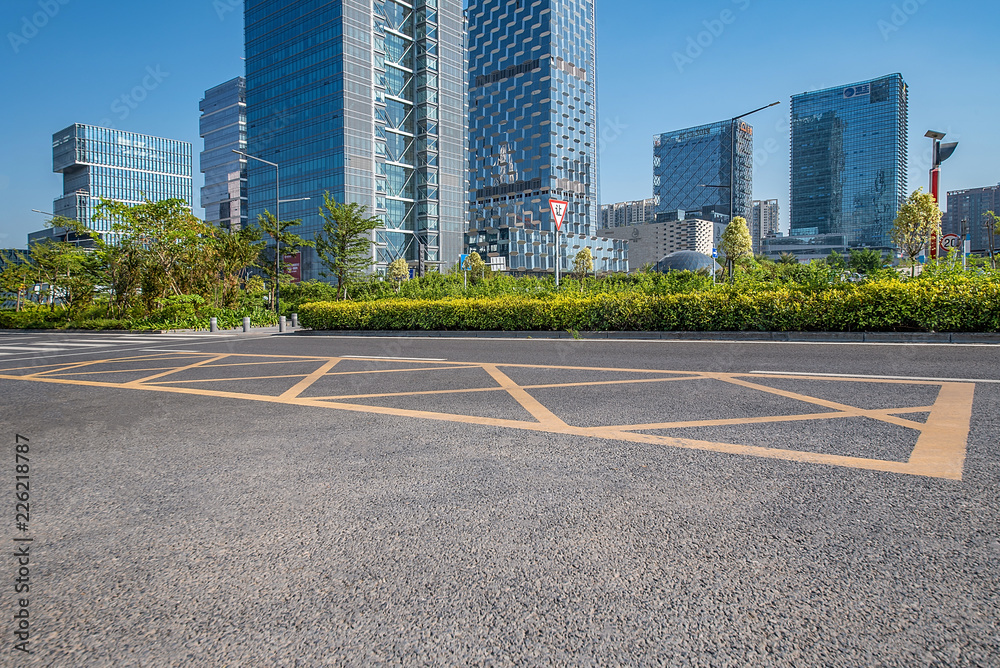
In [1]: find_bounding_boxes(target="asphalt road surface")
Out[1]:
[2,331,998,666]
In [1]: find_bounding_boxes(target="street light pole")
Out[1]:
[233,150,282,313]
[728,101,781,223]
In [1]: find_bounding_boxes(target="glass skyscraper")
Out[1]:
[466,0,626,274]
[653,120,753,224]
[51,124,193,238]
[789,74,908,248]
[200,77,248,232]
[245,0,467,281]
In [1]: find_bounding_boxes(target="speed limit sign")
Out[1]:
[940,233,960,253]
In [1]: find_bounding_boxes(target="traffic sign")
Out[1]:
[549,199,569,231]
[712,248,718,258]
[940,233,960,253]
[460,253,469,270]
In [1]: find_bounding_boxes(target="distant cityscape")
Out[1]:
[16,0,998,274]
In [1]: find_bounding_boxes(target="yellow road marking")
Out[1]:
[906,383,975,479]
[123,355,231,386]
[310,386,507,401]
[280,359,342,399]
[598,406,939,433]
[146,374,312,385]
[713,374,929,430]
[43,365,184,377]
[0,352,977,480]
[482,364,567,427]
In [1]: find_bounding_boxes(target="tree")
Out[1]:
[386,257,410,293]
[213,226,265,307]
[891,188,942,277]
[464,251,487,279]
[985,210,999,270]
[0,251,35,311]
[825,250,846,270]
[314,193,382,300]
[848,248,886,275]
[777,252,799,265]
[256,210,314,306]
[93,198,220,313]
[573,247,594,280]
[28,240,102,314]
[719,216,753,280]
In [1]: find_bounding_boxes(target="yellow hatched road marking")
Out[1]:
[0,352,977,480]
[280,359,342,399]
[123,355,231,386]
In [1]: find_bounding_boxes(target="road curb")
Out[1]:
[292,330,1000,344]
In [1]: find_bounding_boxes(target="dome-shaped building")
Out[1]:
[653,250,720,274]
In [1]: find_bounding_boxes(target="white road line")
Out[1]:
[19,342,115,348]
[0,346,71,352]
[750,370,1000,384]
[140,349,203,353]
[341,355,449,362]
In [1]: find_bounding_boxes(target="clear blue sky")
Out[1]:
[1,0,997,248]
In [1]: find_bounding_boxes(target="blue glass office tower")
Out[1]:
[467,0,626,274]
[52,124,193,238]
[200,77,248,232]
[653,120,753,224]
[245,0,467,281]
[789,74,908,248]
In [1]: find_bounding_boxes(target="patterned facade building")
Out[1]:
[654,120,753,225]
[466,0,626,274]
[245,0,468,280]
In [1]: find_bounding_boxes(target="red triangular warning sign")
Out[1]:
[549,199,569,231]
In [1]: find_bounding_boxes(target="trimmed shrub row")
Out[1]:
[299,279,1000,333]
[0,306,278,331]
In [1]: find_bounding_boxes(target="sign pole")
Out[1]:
[555,227,561,288]
[549,199,569,289]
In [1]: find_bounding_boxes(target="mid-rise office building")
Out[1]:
[200,77,247,232]
[600,198,656,228]
[51,124,193,239]
[943,185,1000,254]
[245,0,468,281]
[750,198,780,251]
[466,0,626,274]
[599,218,714,271]
[789,74,908,248]
[653,120,753,225]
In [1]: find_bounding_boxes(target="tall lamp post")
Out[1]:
[924,131,958,261]
[233,150,308,315]
[726,102,780,222]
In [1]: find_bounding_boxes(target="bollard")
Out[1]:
[210,317,218,333]
[291,313,298,328]
[279,316,286,333]
[242,317,251,333]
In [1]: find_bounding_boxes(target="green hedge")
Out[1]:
[299,278,1000,333]
[0,305,278,331]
